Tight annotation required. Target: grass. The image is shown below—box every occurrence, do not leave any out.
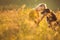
[0,7,60,40]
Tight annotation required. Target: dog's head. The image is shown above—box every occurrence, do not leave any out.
[41,9,50,14]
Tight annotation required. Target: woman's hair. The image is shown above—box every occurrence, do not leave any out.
[35,3,47,9]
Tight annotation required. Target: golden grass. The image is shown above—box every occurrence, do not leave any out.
[0,7,60,40]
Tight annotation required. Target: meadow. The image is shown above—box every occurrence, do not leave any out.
[0,6,60,40]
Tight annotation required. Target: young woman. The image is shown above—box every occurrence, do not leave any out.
[29,3,47,25]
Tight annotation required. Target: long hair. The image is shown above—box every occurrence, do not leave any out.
[35,3,47,9]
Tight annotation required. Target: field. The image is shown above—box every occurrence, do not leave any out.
[0,7,60,40]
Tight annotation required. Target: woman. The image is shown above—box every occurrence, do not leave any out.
[29,3,47,25]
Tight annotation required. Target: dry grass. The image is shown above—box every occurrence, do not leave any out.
[0,7,60,40]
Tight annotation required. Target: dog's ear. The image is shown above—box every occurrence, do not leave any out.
[41,9,50,14]
[45,9,50,13]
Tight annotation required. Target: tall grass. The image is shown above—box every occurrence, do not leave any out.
[0,7,60,40]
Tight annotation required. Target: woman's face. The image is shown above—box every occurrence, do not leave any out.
[37,6,45,11]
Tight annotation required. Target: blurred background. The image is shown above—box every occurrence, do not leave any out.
[0,0,60,10]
